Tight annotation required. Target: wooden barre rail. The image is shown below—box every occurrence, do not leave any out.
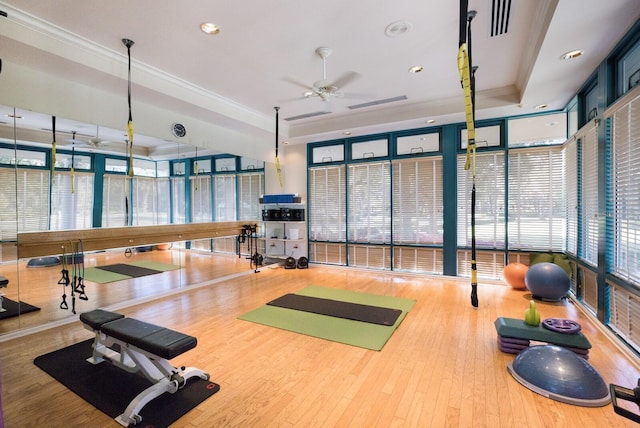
[17,221,259,259]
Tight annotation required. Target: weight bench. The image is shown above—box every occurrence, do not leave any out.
[80,309,210,426]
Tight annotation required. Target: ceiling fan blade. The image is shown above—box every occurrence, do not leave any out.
[331,71,361,90]
[283,76,313,91]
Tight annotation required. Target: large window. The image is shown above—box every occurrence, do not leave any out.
[610,94,640,285]
[0,167,50,240]
[507,146,565,251]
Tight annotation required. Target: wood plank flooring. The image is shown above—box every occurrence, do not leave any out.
[1,253,639,427]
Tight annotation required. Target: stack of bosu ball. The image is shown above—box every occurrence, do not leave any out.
[503,253,572,301]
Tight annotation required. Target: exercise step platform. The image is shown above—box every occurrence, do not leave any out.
[494,317,591,358]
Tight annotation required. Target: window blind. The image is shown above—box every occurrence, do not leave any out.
[0,168,17,240]
[171,176,186,224]
[611,94,640,285]
[51,171,94,230]
[213,174,235,221]
[190,175,212,222]
[392,157,443,244]
[308,166,346,242]
[457,152,505,248]
[564,138,578,255]
[580,122,599,266]
[507,146,565,251]
[348,162,391,244]
[238,172,263,220]
[102,174,129,228]
[131,176,170,225]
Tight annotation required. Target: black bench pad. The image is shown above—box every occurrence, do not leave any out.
[80,309,125,331]
[100,317,197,360]
[0,275,8,287]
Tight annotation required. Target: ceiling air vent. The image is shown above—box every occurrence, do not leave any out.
[491,0,512,37]
[347,95,407,110]
[283,111,331,121]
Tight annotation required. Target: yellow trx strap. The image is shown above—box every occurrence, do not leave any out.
[457,43,476,176]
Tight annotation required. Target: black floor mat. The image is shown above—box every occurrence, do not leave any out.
[0,298,40,320]
[267,293,402,326]
[34,339,220,427]
[94,263,162,278]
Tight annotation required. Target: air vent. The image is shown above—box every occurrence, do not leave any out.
[491,0,512,37]
[347,95,407,110]
[283,111,331,121]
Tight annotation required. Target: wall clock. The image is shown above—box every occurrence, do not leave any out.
[171,123,186,138]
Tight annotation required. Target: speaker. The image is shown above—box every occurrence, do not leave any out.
[296,256,308,269]
[290,208,305,221]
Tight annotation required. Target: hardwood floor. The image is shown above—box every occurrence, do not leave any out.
[1,255,639,427]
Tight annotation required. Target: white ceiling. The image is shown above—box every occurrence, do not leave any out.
[0,0,639,159]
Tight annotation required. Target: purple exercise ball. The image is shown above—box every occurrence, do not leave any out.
[524,262,571,301]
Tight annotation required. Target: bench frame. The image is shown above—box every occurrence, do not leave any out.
[81,310,210,426]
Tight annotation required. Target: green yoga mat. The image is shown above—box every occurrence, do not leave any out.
[83,262,181,284]
[239,286,416,351]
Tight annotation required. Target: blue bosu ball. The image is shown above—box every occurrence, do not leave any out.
[507,345,610,407]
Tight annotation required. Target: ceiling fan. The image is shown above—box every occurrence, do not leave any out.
[67,125,115,148]
[286,47,361,103]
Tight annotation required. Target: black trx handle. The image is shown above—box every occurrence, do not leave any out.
[59,244,69,310]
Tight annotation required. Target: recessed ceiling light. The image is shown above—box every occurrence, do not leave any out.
[535,103,548,110]
[409,65,424,73]
[426,119,436,124]
[283,141,289,145]
[561,49,583,60]
[343,131,352,136]
[385,20,412,37]
[5,114,23,119]
[200,22,220,35]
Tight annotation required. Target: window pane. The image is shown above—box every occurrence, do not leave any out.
[191,175,212,222]
[213,175,236,221]
[102,175,129,227]
[508,113,567,147]
[238,173,263,220]
[564,138,578,255]
[348,162,391,243]
[133,158,157,177]
[580,122,599,266]
[396,133,439,155]
[171,176,186,223]
[508,146,566,251]
[312,144,344,164]
[215,157,236,172]
[351,139,388,160]
[611,96,640,285]
[457,152,505,248]
[308,166,346,241]
[461,125,501,149]
[132,176,170,225]
[51,172,94,230]
[392,157,443,244]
